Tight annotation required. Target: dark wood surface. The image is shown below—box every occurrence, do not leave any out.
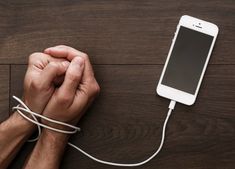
[0,66,9,123]
[0,0,234,169]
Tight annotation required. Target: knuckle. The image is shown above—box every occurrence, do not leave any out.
[56,93,72,105]
[68,72,81,82]
[79,52,89,61]
[94,82,101,94]
[28,77,50,92]
[30,79,43,90]
[83,53,89,60]
[89,80,100,96]
[78,56,85,63]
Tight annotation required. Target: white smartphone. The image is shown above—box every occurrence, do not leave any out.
[157,15,219,105]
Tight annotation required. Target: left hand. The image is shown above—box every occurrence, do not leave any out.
[22,52,70,115]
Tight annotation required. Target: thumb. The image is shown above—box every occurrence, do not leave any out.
[57,57,85,101]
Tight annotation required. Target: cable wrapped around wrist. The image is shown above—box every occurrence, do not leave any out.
[12,96,80,138]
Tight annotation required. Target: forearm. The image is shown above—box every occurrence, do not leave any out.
[23,129,69,169]
[0,112,35,169]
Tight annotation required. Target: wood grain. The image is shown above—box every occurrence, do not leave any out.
[9,64,235,169]
[0,0,234,64]
[0,66,9,122]
[1,0,234,169]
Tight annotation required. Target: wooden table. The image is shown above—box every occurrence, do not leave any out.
[0,0,234,168]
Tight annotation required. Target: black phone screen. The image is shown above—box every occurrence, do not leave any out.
[162,26,214,94]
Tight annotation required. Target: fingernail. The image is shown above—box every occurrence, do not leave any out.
[44,48,50,53]
[73,57,84,68]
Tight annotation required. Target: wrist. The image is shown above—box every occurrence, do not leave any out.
[0,112,36,141]
[41,128,70,145]
[12,96,39,132]
[22,128,70,169]
[11,112,36,134]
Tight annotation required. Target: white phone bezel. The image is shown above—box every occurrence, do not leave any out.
[157,15,219,105]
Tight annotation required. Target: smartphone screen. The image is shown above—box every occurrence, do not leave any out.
[162,26,214,94]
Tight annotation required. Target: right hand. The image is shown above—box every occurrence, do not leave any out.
[42,45,100,127]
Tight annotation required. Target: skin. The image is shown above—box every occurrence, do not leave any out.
[0,45,100,169]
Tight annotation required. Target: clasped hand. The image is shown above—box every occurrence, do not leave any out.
[23,45,100,128]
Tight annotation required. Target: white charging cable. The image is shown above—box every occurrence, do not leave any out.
[12,96,80,135]
[12,95,176,167]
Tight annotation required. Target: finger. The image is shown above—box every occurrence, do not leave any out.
[44,45,85,61]
[44,45,94,80]
[58,56,85,99]
[40,61,70,87]
[71,78,100,116]
[28,52,67,69]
